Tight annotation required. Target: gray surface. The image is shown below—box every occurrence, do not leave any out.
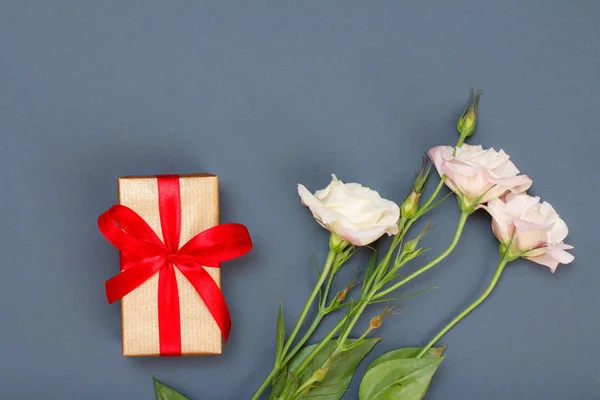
[1,2,598,399]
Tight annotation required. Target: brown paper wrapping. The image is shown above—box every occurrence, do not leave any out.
[117,174,221,356]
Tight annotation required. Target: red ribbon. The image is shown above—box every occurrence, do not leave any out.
[98,175,252,356]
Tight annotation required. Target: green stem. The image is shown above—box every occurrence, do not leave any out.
[335,297,372,349]
[416,256,508,358]
[289,378,316,400]
[250,248,339,400]
[251,368,280,400]
[282,309,325,365]
[334,218,413,353]
[281,248,338,357]
[282,264,349,366]
[291,280,382,379]
[416,177,446,216]
[369,217,407,288]
[321,268,336,308]
[289,313,350,375]
[373,210,469,300]
[251,315,328,400]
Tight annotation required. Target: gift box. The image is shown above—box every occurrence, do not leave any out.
[98,174,252,356]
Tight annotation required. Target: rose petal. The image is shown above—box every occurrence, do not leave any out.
[525,253,560,273]
[341,226,391,246]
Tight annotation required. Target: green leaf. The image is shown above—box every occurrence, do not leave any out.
[359,347,446,400]
[286,338,380,400]
[153,377,188,400]
[365,347,446,373]
[276,301,285,360]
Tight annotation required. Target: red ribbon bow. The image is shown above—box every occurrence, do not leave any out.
[98,175,252,356]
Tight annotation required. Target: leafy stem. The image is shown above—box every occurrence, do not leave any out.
[254,133,470,399]
[317,210,469,374]
[287,182,469,385]
[364,217,407,293]
[288,311,352,378]
[250,245,342,400]
[415,177,447,219]
[280,247,339,359]
[373,210,470,300]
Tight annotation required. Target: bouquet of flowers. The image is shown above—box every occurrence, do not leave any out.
[154,90,574,400]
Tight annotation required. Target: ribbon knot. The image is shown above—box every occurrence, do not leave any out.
[98,175,252,356]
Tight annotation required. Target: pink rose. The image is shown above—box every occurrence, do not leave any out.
[479,193,574,272]
[428,144,532,207]
[298,175,400,246]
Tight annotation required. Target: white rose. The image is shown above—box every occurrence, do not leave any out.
[297,175,400,246]
[479,193,574,272]
[428,144,532,206]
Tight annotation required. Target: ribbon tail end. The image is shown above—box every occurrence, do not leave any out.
[106,293,119,304]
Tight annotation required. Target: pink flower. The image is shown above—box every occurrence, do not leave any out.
[479,193,574,272]
[428,144,532,206]
[298,175,400,246]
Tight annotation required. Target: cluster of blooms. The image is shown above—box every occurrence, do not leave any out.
[153,91,576,400]
[429,144,573,271]
[244,91,576,400]
[300,143,573,272]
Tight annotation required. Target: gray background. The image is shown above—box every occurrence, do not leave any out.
[1,2,598,399]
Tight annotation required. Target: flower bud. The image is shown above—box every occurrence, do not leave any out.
[369,315,383,330]
[334,279,356,304]
[365,305,397,335]
[412,157,432,195]
[456,88,482,138]
[403,221,432,255]
[312,368,328,382]
[336,287,349,302]
[400,190,420,219]
[403,236,420,254]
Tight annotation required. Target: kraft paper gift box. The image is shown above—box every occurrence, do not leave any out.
[117,174,222,356]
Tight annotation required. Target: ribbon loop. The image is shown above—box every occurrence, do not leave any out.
[98,175,252,355]
[98,205,168,259]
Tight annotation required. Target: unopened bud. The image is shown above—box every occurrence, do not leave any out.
[369,315,383,330]
[457,88,482,138]
[334,279,357,304]
[367,305,398,334]
[404,236,419,254]
[312,368,328,382]
[401,190,421,219]
[413,157,432,195]
[404,222,432,255]
[404,247,427,262]
[336,288,349,302]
